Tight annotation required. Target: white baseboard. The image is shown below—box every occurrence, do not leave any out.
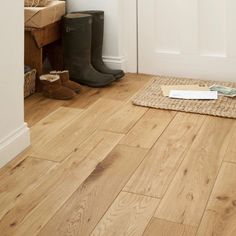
[103,56,127,72]
[0,123,30,168]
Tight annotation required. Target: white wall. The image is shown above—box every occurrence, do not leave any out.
[67,0,137,72]
[0,1,30,167]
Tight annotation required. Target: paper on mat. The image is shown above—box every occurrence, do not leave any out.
[161,85,209,96]
[169,90,218,100]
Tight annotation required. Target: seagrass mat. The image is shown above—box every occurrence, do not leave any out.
[132,76,236,119]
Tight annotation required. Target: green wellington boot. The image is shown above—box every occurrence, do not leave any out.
[76,11,125,80]
[62,13,115,87]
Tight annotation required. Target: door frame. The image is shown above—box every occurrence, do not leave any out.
[120,0,138,73]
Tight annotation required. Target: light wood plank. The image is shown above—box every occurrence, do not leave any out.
[24,95,64,127]
[124,113,205,198]
[102,74,153,102]
[224,120,236,163]
[0,157,57,220]
[30,106,82,144]
[0,107,82,178]
[100,102,148,134]
[1,74,234,236]
[155,116,234,226]
[120,109,175,149]
[143,218,197,236]
[0,131,123,236]
[197,163,236,236]
[37,145,148,236]
[65,74,153,109]
[63,86,103,109]
[91,192,160,236]
[29,107,83,158]
[31,98,123,161]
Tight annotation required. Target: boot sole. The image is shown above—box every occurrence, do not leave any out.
[115,73,125,80]
[43,94,75,100]
[71,78,114,88]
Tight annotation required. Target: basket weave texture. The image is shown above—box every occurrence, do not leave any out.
[24,69,36,98]
[24,0,49,7]
[132,76,236,119]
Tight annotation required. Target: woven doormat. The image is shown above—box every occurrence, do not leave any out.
[132,76,236,119]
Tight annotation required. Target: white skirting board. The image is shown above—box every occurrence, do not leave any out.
[0,123,30,168]
[103,56,127,71]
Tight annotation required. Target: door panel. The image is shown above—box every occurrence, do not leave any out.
[138,0,236,81]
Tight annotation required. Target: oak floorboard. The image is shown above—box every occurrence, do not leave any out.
[62,86,103,109]
[0,157,57,220]
[224,120,236,163]
[63,74,152,109]
[1,74,235,236]
[24,94,65,127]
[124,113,205,198]
[30,107,83,144]
[30,98,123,161]
[155,116,234,226]
[120,109,175,149]
[197,163,236,236]
[143,218,197,236]
[102,74,153,102]
[0,131,123,236]
[91,192,160,236]
[0,107,82,178]
[100,101,148,134]
[37,145,148,236]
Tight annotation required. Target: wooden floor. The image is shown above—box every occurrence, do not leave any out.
[0,73,236,236]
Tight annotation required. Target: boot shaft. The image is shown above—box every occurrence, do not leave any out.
[62,13,92,58]
[74,11,104,60]
[40,74,61,89]
[50,70,69,83]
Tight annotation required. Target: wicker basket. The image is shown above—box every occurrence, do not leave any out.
[24,0,49,7]
[24,69,36,98]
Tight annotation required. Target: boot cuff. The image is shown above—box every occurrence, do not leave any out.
[40,74,60,82]
[64,13,92,22]
[75,10,104,16]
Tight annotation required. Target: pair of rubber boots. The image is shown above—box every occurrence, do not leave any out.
[63,11,125,88]
[40,71,80,100]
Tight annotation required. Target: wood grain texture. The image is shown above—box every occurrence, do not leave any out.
[143,218,197,236]
[65,74,152,109]
[30,107,82,143]
[24,94,64,127]
[100,101,148,134]
[0,107,81,178]
[120,109,175,149]
[31,98,123,161]
[0,157,57,220]
[102,74,153,102]
[224,120,236,163]
[1,74,236,236]
[91,192,160,236]
[155,116,234,226]
[197,163,236,236]
[37,145,148,236]
[124,113,205,198]
[0,131,123,236]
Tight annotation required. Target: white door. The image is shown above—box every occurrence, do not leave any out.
[138,0,236,82]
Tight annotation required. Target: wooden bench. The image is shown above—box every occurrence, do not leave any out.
[25,21,64,89]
